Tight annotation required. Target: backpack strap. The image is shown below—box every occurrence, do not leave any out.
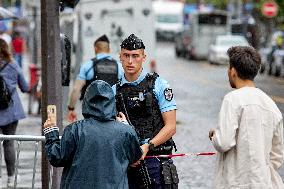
[91,57,100,80]
[92,57,118,81]
[84,58,97,78]
[85,57,110,79]
[146,72,159,91]
[0,62,9,72]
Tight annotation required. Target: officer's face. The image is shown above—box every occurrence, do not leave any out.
[120,48,146,75]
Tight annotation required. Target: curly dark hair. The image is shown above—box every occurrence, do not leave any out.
[227,46,261,81]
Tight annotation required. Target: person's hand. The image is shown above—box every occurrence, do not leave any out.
[43,115,56,129]
[67,110,77,122]
[130,143,150,167]
[140,143,150,160]
[130,160,141,168]
[209,129,215,141]
[116,112,127,123]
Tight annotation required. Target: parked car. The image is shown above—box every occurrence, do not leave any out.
[175,10,230,60]
[208,35,249,64]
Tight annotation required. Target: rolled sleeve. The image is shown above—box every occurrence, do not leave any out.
[154,77,177,113]
[270,119,284,169]
[76,61,93,80]
[212,98,238,153]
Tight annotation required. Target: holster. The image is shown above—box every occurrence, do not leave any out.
[161,159,179,189]
[148,139,176,155]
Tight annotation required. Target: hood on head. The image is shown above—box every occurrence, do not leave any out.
[82,80,116,121]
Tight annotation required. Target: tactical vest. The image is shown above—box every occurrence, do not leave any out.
[80,57,118,100]
[116,73,164,139]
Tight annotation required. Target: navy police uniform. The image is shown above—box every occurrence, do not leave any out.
[113,34,179,189]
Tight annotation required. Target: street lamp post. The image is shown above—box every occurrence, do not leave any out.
[41,0,62,188]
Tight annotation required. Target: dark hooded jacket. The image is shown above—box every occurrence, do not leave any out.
[44,80,142,189]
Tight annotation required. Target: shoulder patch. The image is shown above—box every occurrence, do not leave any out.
[164,88,173,101]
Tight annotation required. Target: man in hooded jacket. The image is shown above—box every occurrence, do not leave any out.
[43,80,142,189]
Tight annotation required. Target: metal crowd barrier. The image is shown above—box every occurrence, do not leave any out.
[0,135,52,189]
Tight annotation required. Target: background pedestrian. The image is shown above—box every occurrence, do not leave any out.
[0,38,29,187]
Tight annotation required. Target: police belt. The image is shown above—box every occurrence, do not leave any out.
[142,139,174,156]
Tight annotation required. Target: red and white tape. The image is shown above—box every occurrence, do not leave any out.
[145,152,216,159]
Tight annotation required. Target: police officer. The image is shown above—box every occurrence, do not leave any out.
[67,34,123,122]
[114,34,179,189]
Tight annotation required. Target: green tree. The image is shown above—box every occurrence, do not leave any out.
[253,0,284,30]
[185,0,283,20]
[185,0,227,9]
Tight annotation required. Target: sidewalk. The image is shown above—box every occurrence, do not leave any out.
[2,53,80,188]
[0,54,43,188]
[0,116,43,189]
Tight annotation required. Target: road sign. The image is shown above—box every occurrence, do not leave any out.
[262,1,278,18]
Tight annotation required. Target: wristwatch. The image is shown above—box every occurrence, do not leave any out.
[148,141,155,151]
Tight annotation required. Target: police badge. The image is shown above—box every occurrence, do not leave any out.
[164,88,173,101]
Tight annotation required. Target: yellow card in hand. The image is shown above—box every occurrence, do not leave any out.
[47,105,57,126]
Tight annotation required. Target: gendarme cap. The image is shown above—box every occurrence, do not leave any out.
[120,34,145,50]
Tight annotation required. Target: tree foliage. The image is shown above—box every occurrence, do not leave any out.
[185,0,283,29]
[253,0,284,29]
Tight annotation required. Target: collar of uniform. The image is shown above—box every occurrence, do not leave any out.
[96,53,112,60]
[120,69,147,86]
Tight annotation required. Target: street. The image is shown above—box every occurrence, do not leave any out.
[8,42,284,188]
[0,0,282,187]
[155,42,284,188]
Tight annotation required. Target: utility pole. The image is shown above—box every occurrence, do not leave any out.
[41,0,62,188]
[33,6,38,65]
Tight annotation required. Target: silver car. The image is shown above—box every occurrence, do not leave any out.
[208,35,249,65]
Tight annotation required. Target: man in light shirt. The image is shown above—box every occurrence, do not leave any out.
[209,46,284,189]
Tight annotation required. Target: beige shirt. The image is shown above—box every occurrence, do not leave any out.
[212,87,284,189]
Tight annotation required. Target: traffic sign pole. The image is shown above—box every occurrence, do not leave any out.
[262,1,279,18]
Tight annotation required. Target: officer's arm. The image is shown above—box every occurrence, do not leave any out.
[140,78,177,159]
[149,78,177,146]
[67,80,86,122]
[68,79,86,109]
[140,110,176,159]
[68,63,89,110]
[150,110,176,146]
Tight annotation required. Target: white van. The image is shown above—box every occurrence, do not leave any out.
[189,10,231,59]
[73,0,156,64]
[152,0,184,40]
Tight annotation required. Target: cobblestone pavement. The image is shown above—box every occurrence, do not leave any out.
[156,42,284,188]
[1,43,283,188]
